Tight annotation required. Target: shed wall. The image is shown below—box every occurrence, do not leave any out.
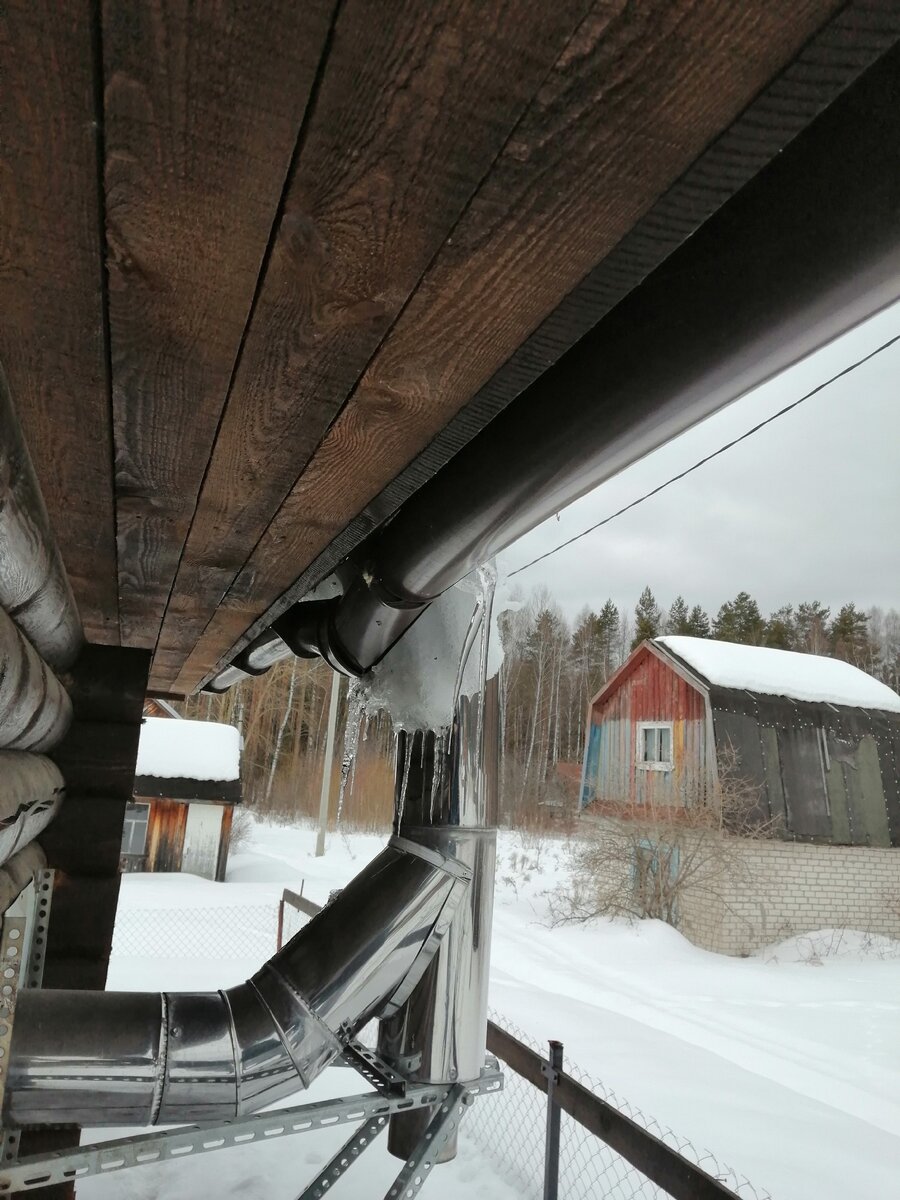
[584,650,707,809]
[145,798,188,873]
[709,688,899,846]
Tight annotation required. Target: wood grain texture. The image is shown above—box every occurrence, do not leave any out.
[152,0,595,684]
[171,0,842,693]
[105,0,337,648]
[182,0,900,688]
[0,2,117,644]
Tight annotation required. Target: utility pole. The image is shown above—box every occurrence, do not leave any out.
[315,671,342,856]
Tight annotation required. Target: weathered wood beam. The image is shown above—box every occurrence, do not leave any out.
[0,1,119,645]
[151,0,598,682]
[0,607,72,752]
[0,365,83,670]
[103,0,338,649]
[0,753,64,869]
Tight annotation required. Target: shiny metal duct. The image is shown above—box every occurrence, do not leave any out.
[378,592,500,1161]
[5,838,470,1127]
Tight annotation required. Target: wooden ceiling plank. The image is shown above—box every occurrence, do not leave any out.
[105,0,337,649]
[151,0,598,685]
[168,0,843,695]
[0,2,119,643]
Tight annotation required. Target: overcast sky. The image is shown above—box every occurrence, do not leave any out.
[497,301,900,625]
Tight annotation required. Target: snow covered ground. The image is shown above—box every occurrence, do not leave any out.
[84,819,900,1199]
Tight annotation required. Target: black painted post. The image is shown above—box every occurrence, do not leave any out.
[542,1040,564,1200]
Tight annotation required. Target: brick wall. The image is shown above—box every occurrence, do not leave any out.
[679,840,900,955]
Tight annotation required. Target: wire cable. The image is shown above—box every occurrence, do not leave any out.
[507,332,900,580]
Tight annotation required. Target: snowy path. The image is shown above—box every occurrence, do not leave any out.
[85,821,900,1199]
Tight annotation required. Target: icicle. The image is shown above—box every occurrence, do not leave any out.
[474,563,497,796]
[451,594,484,718]
[429,726,448,822]
[336,681,365,827]
[397,733,414,828]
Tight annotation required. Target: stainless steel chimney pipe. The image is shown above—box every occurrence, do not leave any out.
[6,839,470,1127]
[378,629,500,1162]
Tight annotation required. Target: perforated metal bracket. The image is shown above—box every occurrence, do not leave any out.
[384,1083,470,1200]
[0,902,26,1119]
[297,1114,389,1200]
[340,1040,407,1097]
[0,869,54,1168]
[24,872,54,992]
[0,1064,503,1195]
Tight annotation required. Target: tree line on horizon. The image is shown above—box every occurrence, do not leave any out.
[181,582,900,829]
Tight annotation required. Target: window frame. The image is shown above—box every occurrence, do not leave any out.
[635,721,675,772]
[121,801,150,856]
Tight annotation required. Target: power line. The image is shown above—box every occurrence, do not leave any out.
[507,332,900,580]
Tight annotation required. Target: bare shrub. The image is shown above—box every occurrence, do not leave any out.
[228,805,255,854]
[548,743,779,928]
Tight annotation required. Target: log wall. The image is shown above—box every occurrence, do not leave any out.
[0,365,82,669]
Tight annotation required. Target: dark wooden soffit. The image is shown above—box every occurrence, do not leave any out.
[104,0,337,650]
[0,2,119,644]
[7,3,894,694]
[174,0,890,696]
[150,0,599,683]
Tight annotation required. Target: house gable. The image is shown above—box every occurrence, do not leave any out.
[583,642,709,810]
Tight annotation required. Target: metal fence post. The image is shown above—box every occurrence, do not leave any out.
[542,1040,563,1200]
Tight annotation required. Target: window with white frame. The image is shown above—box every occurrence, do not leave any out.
[636,722,673,771]
[121,802,150,856]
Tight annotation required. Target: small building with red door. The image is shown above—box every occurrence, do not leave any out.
[121,713,242,881]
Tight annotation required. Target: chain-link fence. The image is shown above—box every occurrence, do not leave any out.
[110,900,770,1200]
[478,1010,771,1200]
[279,898,309,947]
[111,904,279,959]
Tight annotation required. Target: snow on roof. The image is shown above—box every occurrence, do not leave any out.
[136,717,241,782]
[656,636,900,713]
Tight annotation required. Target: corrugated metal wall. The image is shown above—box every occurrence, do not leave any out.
[709,687,900,847]
[583,648,707,809]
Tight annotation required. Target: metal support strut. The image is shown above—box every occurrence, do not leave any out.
[0,1060,502,1195]
[0,869,54,1172]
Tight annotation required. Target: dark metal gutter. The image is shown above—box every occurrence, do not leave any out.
[206,43,900,691]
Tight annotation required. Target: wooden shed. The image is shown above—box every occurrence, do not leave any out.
[122,717,242,881]
[581,637,900,846]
